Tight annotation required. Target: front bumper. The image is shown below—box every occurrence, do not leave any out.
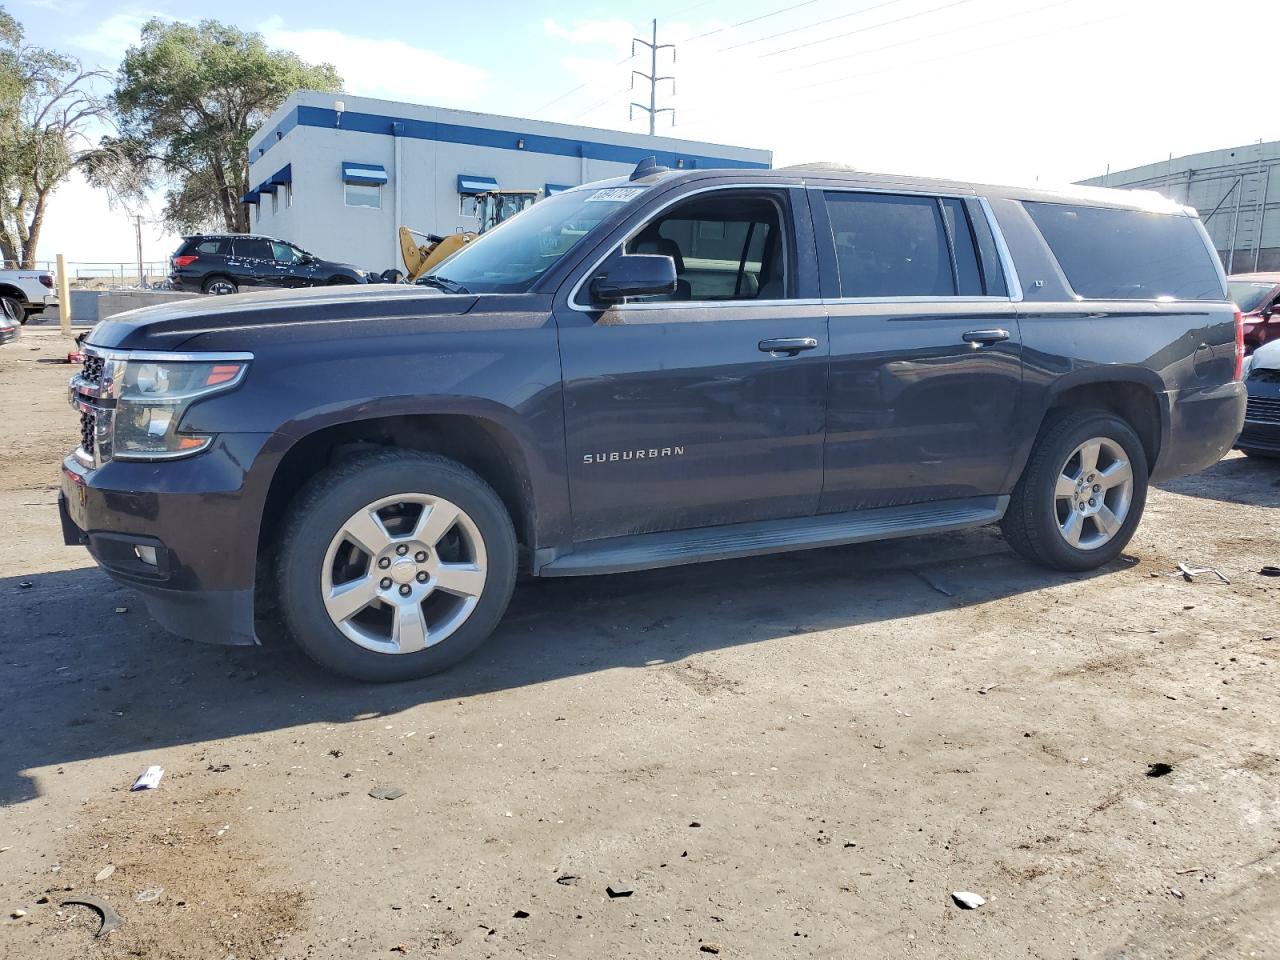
[1237,376,1280,455]
[59,432,281,646]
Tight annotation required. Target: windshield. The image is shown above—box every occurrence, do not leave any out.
[1229,280,1277,314]
[429,185,649,293]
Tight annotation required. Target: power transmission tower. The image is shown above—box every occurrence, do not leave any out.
[630,19,675,135]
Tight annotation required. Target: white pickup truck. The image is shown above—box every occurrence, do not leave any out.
[0,268,56,324]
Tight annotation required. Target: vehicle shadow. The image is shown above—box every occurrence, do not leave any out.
[1155,452,1280,508]
[0,526,1117,806]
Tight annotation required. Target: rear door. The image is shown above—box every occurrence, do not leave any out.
[555,184,830,542]
[814,187,1023,511]
[228,237,275,287]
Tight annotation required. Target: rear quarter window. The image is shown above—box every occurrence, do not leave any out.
[1025,202,1225,301]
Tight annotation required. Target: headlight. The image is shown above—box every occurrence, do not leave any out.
[114,357,249,459]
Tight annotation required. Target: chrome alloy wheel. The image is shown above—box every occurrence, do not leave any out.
[1053,437,1134,550]
[321,493,488,654]
[206,280,236,295]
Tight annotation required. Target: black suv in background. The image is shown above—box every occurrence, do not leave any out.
[169,234,368,295]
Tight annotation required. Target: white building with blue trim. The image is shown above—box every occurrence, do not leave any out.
[245,90,772,273]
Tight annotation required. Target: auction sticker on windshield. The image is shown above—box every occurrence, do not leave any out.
[585,187,647,203]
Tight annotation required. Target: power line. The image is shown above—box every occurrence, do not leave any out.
[774,0,1072,76]
[532,50,636,116]
[764,0,979,57]
[686,0,823,43]
[720,0,912,52]
[567,85,633,123]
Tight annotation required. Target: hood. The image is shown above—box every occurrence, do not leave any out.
[88,284,474,352]
[1248,337,1280,373]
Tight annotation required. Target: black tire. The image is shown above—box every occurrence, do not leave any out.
[202,275,238,295]
[275,449,517,682]
[1,295,27,325]
[1001,409,1149,571]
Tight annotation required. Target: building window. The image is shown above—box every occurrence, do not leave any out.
[270,190,278,214]
[285,184,292,207]
[345,182,381,209]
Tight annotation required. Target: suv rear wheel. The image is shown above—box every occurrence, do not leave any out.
[276,450,517,682]
[1001,409,1148,571]
[203,276,238,295]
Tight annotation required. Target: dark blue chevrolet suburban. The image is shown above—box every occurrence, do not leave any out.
[61,162,1247,681]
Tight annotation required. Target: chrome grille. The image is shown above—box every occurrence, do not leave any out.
[1245,396,1280,424]
[79,409,95,452]
[82,354,104,384]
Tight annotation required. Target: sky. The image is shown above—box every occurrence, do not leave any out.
[11,0,1280,265]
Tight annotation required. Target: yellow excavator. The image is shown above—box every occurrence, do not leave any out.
[399,189,540,281]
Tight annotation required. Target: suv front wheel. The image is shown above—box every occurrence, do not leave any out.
[1001,409,1149,571]
[276,450,517,681]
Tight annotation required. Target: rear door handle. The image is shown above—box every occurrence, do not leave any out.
[759,337,819,355]
[962,328,1010,345]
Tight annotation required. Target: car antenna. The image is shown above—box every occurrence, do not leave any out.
[630,156,669,182]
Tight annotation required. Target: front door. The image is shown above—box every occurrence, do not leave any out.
[812,188,1024,511]
[557,186,830,543]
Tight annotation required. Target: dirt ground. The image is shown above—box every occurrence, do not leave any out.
[1,325,1277,960]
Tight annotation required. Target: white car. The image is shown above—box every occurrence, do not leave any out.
[0,268,57,324]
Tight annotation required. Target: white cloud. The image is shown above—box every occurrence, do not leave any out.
[260,18,487,106]
[543,17,635,59]
[69,10,168,63]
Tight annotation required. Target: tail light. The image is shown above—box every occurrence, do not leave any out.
[38,274,53,288]
[173,255,198,268]
[1233,308,1244,381]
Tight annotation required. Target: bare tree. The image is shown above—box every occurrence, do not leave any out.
[0,6,110,267]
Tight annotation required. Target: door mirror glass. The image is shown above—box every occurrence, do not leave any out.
[590,253,677,303]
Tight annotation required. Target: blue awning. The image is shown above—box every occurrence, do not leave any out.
[270,164,292,186]
[342,162,388,185]
[457,174,498,194]
[257,181,277,194]
[240,191,260,204]
[545,183,571,196]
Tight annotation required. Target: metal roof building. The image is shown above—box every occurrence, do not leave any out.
[245,91,771,273]
[1078,139,1280,273]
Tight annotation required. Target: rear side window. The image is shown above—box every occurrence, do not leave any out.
[194,239,227,256]
[232,238,273,260]
[824,192,987,298]
[1025,202,1225,301]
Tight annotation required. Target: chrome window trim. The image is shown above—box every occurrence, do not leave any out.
[823,295,1013,306]
[977,197,1024,302]
[567,182,808,313]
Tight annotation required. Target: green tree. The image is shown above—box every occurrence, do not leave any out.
[0,6,109,267]
[85,19,341,234]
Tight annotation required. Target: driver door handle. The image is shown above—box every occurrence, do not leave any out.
[759,337,819,355]
[962,328,1010,345]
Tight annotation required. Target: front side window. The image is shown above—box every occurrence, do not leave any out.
[271,241,301,263]
[345,182,381,209]
[1025,202,1225,301]
[428,185,648,294]
[623,192,791,301]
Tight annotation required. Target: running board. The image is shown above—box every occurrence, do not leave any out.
[537,496,1009,577]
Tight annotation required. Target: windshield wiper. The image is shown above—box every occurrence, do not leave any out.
[418,274,471,295]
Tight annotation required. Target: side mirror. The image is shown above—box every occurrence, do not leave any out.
[301,254,317,264]
[589,253,677,303]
